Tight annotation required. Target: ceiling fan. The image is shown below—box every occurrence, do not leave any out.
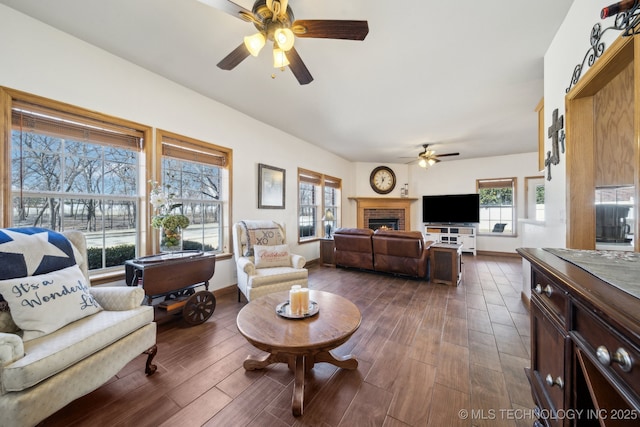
[198,0,369,85]
[415,144,460,167]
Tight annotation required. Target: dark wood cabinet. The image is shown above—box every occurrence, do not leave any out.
[518,248,640,427]
[319,238,335,267]
[430,243,462,286]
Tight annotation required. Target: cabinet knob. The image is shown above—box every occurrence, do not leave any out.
[533,284,553,297]
[596,345,633,372]
[545,373,564,389]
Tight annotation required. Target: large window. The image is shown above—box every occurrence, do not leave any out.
[7,93,148,270]
[298,168,341,241]
[1,88,233,276]
[477,177,517,235]
[158,131,230,254]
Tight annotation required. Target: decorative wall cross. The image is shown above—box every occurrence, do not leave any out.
[544,108,565,181]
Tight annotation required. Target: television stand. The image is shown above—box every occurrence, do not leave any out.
[424,223,476,256]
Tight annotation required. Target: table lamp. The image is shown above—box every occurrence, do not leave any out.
[322,209,335,238]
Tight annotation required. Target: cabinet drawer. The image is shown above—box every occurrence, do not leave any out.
[530,300,568,425]
[532,270,568,326]
[573,301,640,404]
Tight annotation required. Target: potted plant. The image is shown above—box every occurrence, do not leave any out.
[149,181,189,252]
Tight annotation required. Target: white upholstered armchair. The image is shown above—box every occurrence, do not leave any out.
[0,228,157,427]
[232,220,308,302]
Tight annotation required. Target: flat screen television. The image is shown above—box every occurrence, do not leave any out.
[422,193,480,224]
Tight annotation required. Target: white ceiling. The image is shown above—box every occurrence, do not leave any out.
[0,0,574,164]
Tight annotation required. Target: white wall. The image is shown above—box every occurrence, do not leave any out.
[519,0,625,297]
[0,5,354,291]
[348,154,543,254]
[539,0,622,247]
[1,4,580,293]
[411,152,541,254]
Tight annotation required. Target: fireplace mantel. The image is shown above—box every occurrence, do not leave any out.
[348,197,418,230]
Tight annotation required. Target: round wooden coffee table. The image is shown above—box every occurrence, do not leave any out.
[236,290,361,416]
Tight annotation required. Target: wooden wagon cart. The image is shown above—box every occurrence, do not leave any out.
[125,251,216,325]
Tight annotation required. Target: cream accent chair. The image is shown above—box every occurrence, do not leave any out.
[232,220,308,302]
[0,229,157,427]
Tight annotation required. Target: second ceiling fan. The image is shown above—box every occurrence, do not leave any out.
[416,144,460,167]
[199,0,369,85]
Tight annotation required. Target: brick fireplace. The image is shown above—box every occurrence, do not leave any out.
[348,197,418,231]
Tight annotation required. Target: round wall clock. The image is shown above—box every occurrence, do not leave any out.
[370,166,396,194]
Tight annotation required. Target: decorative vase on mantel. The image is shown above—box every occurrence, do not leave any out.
[160,226,183,253]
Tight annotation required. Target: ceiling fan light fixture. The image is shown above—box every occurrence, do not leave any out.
[273,47,290,68]
[244,32,266,56]
[427,158,437,166]
[418,158,427,168]
[274,27,295,51]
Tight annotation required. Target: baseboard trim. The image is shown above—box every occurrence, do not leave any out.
[475,250,521,258]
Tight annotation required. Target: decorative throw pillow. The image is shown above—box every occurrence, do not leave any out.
[254,244,291,268]
[0,227,77,280]
[0,264,102,341]
[239,221,285,256]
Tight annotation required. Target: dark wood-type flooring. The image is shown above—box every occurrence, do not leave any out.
[41,254,534,427]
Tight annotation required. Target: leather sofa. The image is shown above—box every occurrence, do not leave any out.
[333,228,433,279]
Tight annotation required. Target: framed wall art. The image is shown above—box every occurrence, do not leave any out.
[258,163,286,209]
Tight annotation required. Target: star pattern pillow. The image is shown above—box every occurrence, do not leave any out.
[0,227,77,280]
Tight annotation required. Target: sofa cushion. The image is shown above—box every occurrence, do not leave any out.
[372,230,425,258]
[0,265,102,342]
[248,266,308,288]
[254,244,291,268]
[2,305,153,392]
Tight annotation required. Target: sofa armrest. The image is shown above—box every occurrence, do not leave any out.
[0,332,24,368]
[291,254,306,269]
[89,286,145,311]
[236,256,256,276]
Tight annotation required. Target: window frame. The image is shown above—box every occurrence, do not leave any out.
[0,88,235,283]
[476,177,517,236]
[525,176,545,221]
[1,87,153,278]
[297,168,341,242]
[155,129,232,257]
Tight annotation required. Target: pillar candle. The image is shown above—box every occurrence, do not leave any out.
[289,285,301,315]
[299,288,309,314]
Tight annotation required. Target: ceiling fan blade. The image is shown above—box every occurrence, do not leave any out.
[436,152,460,157]
[217,43,251,70]
[285,47,313,85]
[292,20,369,40]
[197,0,256,23]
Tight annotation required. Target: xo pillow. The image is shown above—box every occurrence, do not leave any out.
[254,244,291,268]
[0,264,102,341]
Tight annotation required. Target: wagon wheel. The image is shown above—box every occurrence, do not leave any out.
[183,290,216,325]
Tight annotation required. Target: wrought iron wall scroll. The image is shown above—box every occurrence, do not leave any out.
[566,3,640,93]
